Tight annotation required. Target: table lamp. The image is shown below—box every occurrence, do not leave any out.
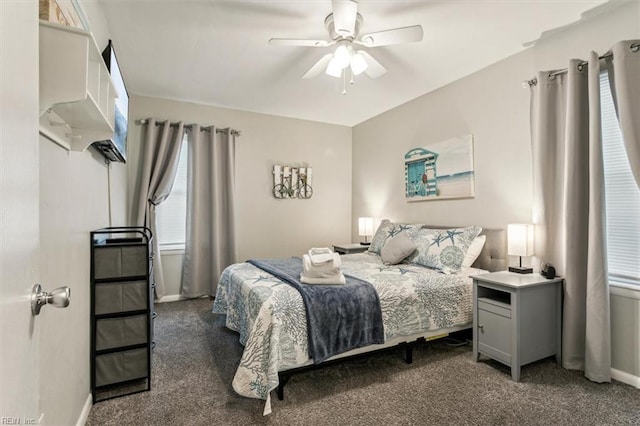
[358,217,374,245]
[507,223,534,274]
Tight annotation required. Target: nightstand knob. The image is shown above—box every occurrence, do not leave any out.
[478,324,484,332]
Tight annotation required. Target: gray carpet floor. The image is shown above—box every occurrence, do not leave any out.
[86,298,640,426]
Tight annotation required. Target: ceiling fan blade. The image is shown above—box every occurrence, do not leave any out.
[302,54,334,79]
[269,38,333,47]
[332,0,358,37]
[357,51,387,79]
[358,25,423,47]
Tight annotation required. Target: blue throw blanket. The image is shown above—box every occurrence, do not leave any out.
[247,257,384,364]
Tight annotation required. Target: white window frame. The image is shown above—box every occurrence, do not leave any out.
[600,71,640,289]
[155,133,188,252]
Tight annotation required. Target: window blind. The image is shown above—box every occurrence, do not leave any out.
[600,72,640,286]
[156,134,188,247]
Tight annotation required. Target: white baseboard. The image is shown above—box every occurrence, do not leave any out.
[157,294,188,303]
[611,368,640,389]
[76,393,92,426]
[157,294,212,303]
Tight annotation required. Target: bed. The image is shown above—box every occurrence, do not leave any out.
[213,224,507,414]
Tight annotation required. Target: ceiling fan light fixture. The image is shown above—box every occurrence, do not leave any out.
[350,52,368,75]
[326,57,343,78]
[333,43,351,69]
[271,0,421,85]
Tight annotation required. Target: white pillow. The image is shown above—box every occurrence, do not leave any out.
[461,235,486,269]
[380,231,417,265]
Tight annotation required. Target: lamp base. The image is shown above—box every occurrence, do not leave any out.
[359,242,371,246]
[509,266,533,274]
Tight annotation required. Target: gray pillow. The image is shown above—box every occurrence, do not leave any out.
[380,231,417,265]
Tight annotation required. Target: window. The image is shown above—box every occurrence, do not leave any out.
[600,71,640,287]
[156,134,188,248]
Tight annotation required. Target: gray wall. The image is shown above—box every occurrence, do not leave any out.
[352,2,639,232]
[127,95,352,297]
[351,2,640,381]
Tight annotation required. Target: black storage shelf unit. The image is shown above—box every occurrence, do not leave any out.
[90,226,154,402]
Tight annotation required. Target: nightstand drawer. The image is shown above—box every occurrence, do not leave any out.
[477,308,512,365]
[478,298,511,318]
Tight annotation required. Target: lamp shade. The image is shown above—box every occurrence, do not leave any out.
[507,224,534,257]
[358,217,374,237]
[350,52,368,75]
[333,43,351,69]
[325,57,343,77]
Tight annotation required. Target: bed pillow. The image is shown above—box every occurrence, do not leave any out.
[405,226,482,273]
[380,231,417,265]
[368,220,423,255]
[461,235,486,269]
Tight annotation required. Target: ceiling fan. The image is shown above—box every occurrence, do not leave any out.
[269,0,423,82]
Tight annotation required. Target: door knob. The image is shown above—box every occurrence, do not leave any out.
[31,284,71,316]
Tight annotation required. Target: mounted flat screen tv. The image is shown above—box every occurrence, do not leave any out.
[93,39,128,163]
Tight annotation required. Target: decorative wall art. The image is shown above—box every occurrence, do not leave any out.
[273,165,313,199]
[405,134,475,201]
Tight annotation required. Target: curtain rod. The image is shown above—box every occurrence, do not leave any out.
[135,119,241,136]
[522,41,640,87]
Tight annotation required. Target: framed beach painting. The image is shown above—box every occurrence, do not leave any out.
[405,134,475,201]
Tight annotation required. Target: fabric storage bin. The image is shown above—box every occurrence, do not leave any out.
[94,247,122,279]
[96,315,148,351]
[95,348,148,387]
[94,245,147,279]
[121,246,147,277]
[95,281,147,315]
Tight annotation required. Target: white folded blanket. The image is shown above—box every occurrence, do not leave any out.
[309,247,332,255]
[302,254,341,278]
[300,272,346,285]
[308,247,339,266]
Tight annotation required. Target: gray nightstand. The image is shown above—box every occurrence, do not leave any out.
[332,243,370,255]
[472,271,563,381]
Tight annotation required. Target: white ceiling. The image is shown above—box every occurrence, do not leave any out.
[99,0,609,127]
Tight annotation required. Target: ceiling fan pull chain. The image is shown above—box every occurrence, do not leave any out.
[342,70,347,95]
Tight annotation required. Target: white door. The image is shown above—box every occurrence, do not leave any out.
[0,2,41,423]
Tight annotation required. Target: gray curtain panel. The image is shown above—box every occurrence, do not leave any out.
[134,119,184,299]
[530,52,610,382]
[605,40,640,187]
[181,126,237,297]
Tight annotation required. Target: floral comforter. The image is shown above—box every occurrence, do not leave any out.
[212,252,477,414]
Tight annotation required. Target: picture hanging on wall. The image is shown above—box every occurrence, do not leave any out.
[405,134,475,202]
[273,165,313,199]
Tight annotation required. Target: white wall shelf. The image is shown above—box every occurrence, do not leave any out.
[39,20,116,151]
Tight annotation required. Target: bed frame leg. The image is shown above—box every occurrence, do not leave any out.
[277,383,284,401]
[277,372,290,401]
[404,342,414,364]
